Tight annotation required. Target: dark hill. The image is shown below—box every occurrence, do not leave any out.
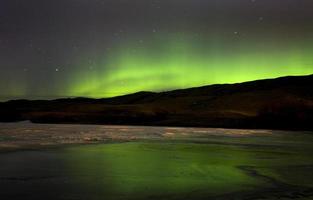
[1,75,313,130]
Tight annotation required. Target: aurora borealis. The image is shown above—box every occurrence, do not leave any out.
[1,0,313,100]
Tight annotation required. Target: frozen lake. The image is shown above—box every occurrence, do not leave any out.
[0,122,312,199]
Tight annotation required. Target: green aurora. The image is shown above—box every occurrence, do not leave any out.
[1,0,313,100]
[67,35,313,98]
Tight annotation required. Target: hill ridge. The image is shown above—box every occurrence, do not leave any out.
[1,74,313,130]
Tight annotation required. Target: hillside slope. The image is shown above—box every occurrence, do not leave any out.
[1,75,313,130]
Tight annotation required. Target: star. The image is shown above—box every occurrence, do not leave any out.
[55,68,59,72]
[72,45,79,51]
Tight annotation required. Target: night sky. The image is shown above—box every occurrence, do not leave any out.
[1,0,313,100]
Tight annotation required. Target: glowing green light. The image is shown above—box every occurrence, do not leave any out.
[67,35,313,98]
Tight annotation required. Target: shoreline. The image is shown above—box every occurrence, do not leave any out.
[0,121,311,154]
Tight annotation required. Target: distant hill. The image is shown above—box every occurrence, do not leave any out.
[1,74,313,130]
